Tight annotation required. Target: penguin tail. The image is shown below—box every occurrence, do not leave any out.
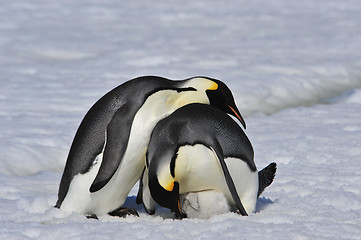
[257,162,277,198]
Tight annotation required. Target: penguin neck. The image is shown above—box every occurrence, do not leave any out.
[118,88,211,176]
[142,88,210,122]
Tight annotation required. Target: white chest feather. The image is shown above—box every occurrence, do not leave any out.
[174,145,259,215]
[61,88,210,215]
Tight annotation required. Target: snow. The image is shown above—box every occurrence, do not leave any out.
[1,0,361,239]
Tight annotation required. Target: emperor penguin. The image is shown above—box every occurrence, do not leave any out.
[137,103,276,218]
[55,76,246,218]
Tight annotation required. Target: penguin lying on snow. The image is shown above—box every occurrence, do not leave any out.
[55,76,246,218]
[137,103,276,218]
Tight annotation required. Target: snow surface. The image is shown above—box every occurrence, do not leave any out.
[1,0,361,239]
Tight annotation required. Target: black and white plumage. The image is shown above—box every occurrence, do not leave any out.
[55,76,246,217]
[137,103,276,218]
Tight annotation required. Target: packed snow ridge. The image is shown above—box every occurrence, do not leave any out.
[236,66,361,116]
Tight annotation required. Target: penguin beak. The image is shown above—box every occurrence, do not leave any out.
[170,182,186,218]
[228,105,246,129]
[174,200,186,219]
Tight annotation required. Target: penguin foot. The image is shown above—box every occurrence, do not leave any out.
[108,207,139,218]
[86,214,99,220]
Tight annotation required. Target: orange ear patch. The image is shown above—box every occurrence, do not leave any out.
[165,181,174,191]
[208,82,218,90]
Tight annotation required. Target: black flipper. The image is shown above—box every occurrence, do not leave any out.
[136,167,146,205]
[210,138,248,216]
[90,102,134,193]
[257,162,277,198]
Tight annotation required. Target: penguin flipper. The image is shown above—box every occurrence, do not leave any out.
[209,139,248,216]
[136,167,146,205]
[136,167,155,214]
[90,103,134,193]
[257,162,277,197]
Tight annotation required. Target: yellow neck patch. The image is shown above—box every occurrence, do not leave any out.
[164,181,175,191]
[158,163,176,192]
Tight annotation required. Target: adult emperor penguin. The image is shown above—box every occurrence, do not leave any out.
[55,76,246,218]
[137,103,276,217]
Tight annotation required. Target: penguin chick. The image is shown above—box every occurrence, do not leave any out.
[180,191,230,219]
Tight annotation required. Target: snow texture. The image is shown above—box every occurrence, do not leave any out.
[1,0,361,239]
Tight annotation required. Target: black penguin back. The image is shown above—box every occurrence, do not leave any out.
[149,103,256,172]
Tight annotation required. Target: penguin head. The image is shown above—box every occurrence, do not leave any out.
[184,77,246,129]
[148,156,186,218]
[150,179,185,218]
[205,79,246,129]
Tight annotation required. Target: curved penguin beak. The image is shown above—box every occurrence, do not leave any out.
[228,105,246,129]
[174,200,186,219]
[172,200,187,219]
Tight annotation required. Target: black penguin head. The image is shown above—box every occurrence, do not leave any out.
[148,168,185,218]
[205,79,246,129]
[180,77,245,128]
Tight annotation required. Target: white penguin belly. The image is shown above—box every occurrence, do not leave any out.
[60,152,103,214]
[175,145,258,214]
[226,157,258,214]
[60,119,150,215]
[175,145,225,193]
[60,89,210,215]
